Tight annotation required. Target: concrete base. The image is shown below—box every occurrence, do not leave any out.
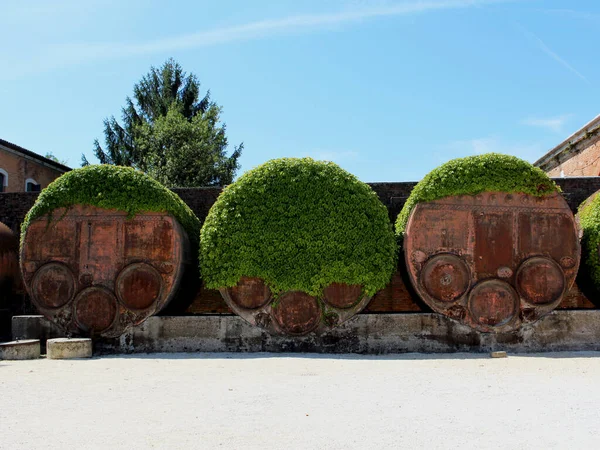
[0,339,40,360]
[12,315,65,352]
[12,311,600,354]
[47,338,92,359]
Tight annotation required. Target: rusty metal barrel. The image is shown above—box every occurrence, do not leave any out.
[220,278,371,335]
[404,191,580,332]
[20,205,190,337]
[0,221,19,286]
[1,221,19,336]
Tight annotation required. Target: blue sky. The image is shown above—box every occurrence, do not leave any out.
[1,0,599,182]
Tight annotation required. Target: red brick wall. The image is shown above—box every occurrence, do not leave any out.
[0,148,65,193]
[548,137,600,177]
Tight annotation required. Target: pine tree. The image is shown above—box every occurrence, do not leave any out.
[82,58,242,187]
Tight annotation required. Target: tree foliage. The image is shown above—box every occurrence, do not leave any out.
[82,58,242,187]
[45,152,68,166]
[578,193,600,290]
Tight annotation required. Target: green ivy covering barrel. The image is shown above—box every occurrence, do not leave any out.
[200,158,397,335]
[395,153,559,237]
[22,165,200,246]
[578,194,600,291]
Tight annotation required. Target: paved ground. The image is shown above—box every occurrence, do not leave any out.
[1,352,600,449]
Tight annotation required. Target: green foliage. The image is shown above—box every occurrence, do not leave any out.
[135,105,239,187]
[578,194,600,289]
[22,165,200,247]
[82,58,242,187]
[199,158,397,297]
[395,153,559,236]
[44,152,68,166]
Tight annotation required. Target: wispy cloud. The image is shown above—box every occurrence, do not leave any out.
[5,0,511,77]
[521,114,572,133]
[444,136,544,162]
[519,25,590,84]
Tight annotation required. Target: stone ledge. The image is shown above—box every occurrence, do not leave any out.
[47,338,92,359]
[0,339,40,360]
[13,311,600,354]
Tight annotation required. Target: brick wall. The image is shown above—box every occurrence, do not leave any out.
[547,137,600,177]
[0,148,66,193]
[0,193,38,234]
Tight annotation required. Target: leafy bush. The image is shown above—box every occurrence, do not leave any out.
[395,153,559,236]
[22,165,200,246]
[578,193,600,288]
[199,158,397,297]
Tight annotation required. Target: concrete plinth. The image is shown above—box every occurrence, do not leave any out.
[47,338,92,359]
[12,315,65,352]
[12,311,600,355]
[0,339,40,360]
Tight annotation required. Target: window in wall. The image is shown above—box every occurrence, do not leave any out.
[25,178,41,192]
[0,168,7,193]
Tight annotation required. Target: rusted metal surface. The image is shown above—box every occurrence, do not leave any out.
[0,221,19,284]
[404,192,581,332]
[272,291,321,335]
[323,283,362,309]
[220,278,372,336]
[185,271,595,315]
[0,221,20,319]
[228,276,271,310]
[20,205,190,338]
[74,287,118,333]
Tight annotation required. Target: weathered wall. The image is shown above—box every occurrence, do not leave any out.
[547,138,600,177]
[13,311,600,354]
[0,148,65,193]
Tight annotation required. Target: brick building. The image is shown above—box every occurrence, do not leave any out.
[534,114,600,177]
[0,138,70,192]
